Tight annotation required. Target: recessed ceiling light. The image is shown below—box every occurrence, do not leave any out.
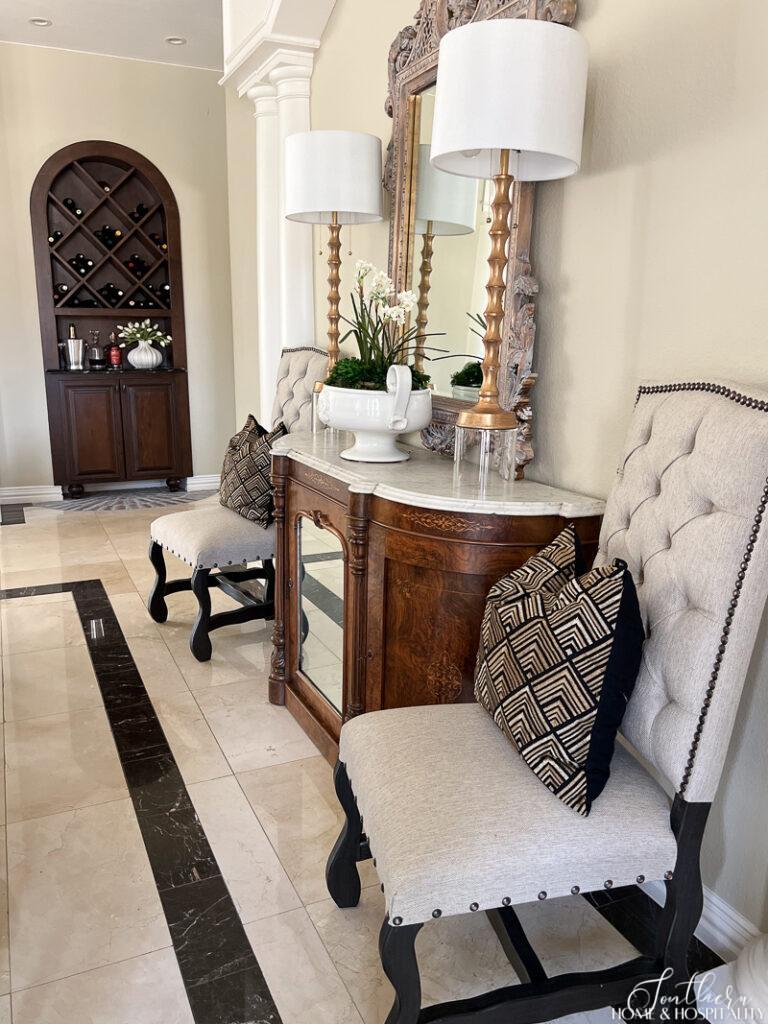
[29,17,52,27]
[164,36,187,46]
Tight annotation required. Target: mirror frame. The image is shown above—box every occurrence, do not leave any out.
[384,0,578,477]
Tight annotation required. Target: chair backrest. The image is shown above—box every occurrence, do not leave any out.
[595,381,768,803]
[271,346,329,432]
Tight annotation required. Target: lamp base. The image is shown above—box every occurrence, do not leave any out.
[453,424,517,495]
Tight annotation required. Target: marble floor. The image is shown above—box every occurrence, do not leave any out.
[0,497,705,1023]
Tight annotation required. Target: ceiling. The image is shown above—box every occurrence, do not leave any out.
[0,0,223,71]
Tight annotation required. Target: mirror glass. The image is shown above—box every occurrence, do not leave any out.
[409,87,490,398]
[298,516,344,713]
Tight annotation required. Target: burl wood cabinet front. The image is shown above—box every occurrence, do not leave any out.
[269,453,601,761]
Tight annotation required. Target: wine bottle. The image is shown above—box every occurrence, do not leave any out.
[63,197,83,217]
[48,229,63,246]
[97,180,111,193]
[129,202,149,223]
[53,283,69,300]
[148,232,168,252]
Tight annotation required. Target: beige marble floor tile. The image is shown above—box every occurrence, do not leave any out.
[18,507,98,527]
[0,536,120,573]
[8,799,170,990]
[238,756,377,905]
[125,637,189,700]
[0,600,85,656]
[0,561,137,597]
[5,707,126,822]
[515,895,638,973]
[121,553,189,597]
[153,690,231,784]
[196,680,318,773]
[0,591,73,607]
[11,948,194,1024]
[188,776,301,923]
[165,630,271,692]
[107,529,162,561]
[246,908,364,1024]
[0,731,5,823]
[0,829,9,996]
[0,995,8,1024]
[110,591,162,639]
[307,886,515,1023]
[2,646,102,721]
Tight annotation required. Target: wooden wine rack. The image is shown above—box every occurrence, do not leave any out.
[31,141,192,496]
[31,140,187,371]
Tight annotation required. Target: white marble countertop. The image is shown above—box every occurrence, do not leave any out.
[272,432,605,518]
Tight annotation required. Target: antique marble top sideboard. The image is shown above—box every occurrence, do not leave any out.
[269,432,605,761]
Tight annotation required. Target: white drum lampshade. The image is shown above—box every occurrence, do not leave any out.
[430,19,588,182]
[414,145,477,236]
[284,130,383,224]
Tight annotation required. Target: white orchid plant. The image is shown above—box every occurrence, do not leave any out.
[325,261,444,391]
[116,319,172,349]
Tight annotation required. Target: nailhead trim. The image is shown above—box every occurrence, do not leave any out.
[604,880,613,889]
[432,909,442,918]
[636,875,645,884]
[538,891,547,901]
[665,870,674,881]
[636,383,768,796]
[570,885,580,895]
[502,897,511,906]
[392,916,403,926]
[469,902,479,912]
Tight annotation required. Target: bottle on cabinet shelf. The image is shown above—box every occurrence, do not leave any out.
[106,331,122,367]
[97,180,111,193]
[68,252,95,276]
[53,282,69,302]
[148,232,168,252]
[62,197,83,218]
[66,323,84,370]
[94,225,123,249]
[98,282,124,306]
[48,229,63,246]
[129,202,149,223]
[124,254,150,278]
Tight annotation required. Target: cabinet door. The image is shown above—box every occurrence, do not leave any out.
[119,378,180,478]
[60,380,125,481]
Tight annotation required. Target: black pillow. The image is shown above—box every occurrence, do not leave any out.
[474,524,644,815]
[219,415,287,527]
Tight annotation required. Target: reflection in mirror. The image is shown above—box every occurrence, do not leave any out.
[411,87,490,399]
[298,516,344,713]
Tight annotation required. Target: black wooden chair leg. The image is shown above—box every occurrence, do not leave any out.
[379,917,423,1024]
[190,567,213,662]
[326,762,363,908]
[147,541,169,623]
[263,558,276,606]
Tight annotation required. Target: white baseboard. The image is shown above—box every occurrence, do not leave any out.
[643,881,760,963]
[186,474,220,492]
[0,485,62,504]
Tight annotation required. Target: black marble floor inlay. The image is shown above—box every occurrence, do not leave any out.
[0,503,26,525]
[0,579,282,1024]
[302,570,344,627]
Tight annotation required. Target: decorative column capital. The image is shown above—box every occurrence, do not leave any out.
[247,84,277,118]
[269,63,313,101]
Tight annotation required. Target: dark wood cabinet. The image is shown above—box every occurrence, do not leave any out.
[45,370,192,495]
[31,141,192,495]
[269,443,604,764]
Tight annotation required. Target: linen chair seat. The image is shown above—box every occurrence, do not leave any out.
[340,703,677,928]
[150,505,275,570]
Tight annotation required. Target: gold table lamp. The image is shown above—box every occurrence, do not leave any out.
[284,131,384,380]
[430,18,589,480]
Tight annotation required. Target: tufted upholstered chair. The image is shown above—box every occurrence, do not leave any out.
[146,347,328,661]
[326,380,768,1024]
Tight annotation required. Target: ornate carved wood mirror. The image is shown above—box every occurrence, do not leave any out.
[384,0,577,477]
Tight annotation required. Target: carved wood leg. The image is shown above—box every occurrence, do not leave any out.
[166,477,182,492]
[67,483,84,499]
[147,541,169,623]
[269,456,288,704]
[326,761,364,908]
[379,917,423,1024]
[190,567,213,662]
[345,491,370,722]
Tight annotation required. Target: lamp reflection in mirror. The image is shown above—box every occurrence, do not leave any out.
[430,18,588,485]
[412,144,477,373]
[284,130,383,379]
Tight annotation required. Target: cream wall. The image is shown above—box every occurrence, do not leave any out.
[224,87,260,426]
[0,42,235,487]
[312,0,768,933]
[528,0,768,932]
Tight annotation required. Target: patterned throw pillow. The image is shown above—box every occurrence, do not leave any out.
[219,416,287,527]
[474,524,644,816]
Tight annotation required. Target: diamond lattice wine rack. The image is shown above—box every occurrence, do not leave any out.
[31,140,187,370]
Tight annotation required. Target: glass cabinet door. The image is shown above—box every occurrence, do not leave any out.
[297,516,344,713]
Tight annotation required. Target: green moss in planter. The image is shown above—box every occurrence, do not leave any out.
[450,361,483,387]
[326,357,431,392]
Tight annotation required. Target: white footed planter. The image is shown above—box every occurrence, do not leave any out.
[127,340,163,370]
[318,365,432,462]
[452,384,481,402]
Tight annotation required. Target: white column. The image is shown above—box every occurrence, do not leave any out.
[733,933,768,1016]
[270,64,316,351]
[248,84,282,422]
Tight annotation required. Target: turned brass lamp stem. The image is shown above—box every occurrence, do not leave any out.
[326,210,342,374]
[414,219,434,374]
[456,149,518,431]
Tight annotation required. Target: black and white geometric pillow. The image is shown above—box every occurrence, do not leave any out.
[219,416,287,527]
[474,524,644,815]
